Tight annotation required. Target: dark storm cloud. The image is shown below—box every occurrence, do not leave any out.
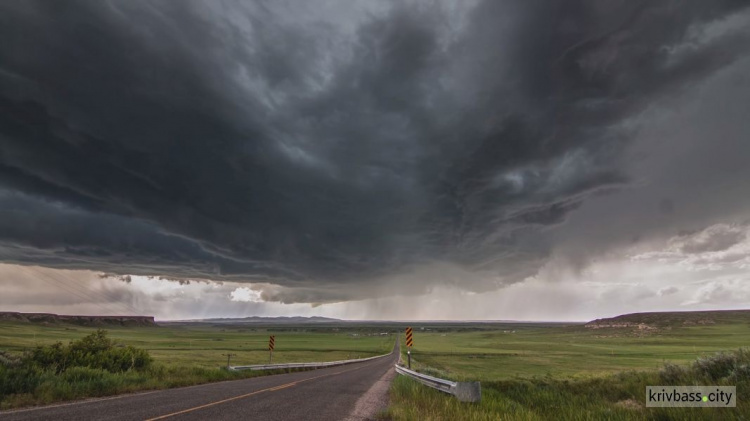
[0,0,749,302]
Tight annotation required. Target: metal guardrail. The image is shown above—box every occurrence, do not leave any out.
[395,364,481,402]
[229,352,389,371]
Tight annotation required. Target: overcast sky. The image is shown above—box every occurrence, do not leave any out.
[1,1,749,321]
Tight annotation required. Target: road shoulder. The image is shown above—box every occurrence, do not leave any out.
[345,362,396,420]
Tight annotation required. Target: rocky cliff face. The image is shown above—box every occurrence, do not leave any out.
[584,310,750,330]
[585,322,656,330]
[0,312,157,327]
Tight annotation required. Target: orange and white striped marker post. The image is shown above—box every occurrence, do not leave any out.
[405,327,414,368]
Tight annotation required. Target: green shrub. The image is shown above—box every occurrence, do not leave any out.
[0,365,44,396]
[0,330,155,407]
[0,351,22,368]
[60,366,108,383]
[658,362,688,384]
[23,329,152,373]
[693,351,738,381]
[729,364,750,382]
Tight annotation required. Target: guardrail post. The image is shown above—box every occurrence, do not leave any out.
[452,381,481,403]
[222,353,236,369]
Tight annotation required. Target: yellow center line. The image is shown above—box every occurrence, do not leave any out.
[145,359,387,421]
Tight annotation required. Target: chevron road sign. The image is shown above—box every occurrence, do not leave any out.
[405,327,414,369]
[269,335,276,363]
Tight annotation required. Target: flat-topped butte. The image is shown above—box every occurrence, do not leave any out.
[0,311,156,327]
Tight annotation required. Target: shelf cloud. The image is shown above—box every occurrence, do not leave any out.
[1,0,749,306]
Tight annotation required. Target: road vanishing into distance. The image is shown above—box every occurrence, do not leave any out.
[0,343,400,421]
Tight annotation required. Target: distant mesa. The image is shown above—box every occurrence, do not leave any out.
[0,312,157,327]
[585,309,750,330]
[167,316,342,325]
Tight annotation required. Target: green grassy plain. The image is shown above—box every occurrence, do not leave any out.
[0,322,394,369]
[400,323,750,381]
[0,321,394,409]
[3,314,749,418]
[389,315,750,420]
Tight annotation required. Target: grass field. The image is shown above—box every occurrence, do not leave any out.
[0,322,395,369]
[3,313,749,418]
[399,323,750,381]
[0,321,395,409]
[388,313,750,420]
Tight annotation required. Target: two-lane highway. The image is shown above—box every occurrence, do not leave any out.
[0,343,400,421]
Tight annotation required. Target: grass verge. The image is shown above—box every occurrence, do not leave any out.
[1,363,271,410]
[0,327,392,411]
[385,349,750,420]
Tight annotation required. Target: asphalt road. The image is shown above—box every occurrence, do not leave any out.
[0,343,399,421]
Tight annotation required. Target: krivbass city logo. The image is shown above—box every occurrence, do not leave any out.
[646,386,736,407]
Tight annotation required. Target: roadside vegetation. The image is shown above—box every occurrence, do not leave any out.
[0,326,394,410]
[387,349,750,420]
[0,322,394,369]
[0,329,252,409]
[387,315,750,420]
[396,320,750,380]
[4,314,749,416]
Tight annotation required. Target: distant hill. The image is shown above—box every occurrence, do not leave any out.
[166,316,342,325]
[0,312,157,327]
[585,309,750,330]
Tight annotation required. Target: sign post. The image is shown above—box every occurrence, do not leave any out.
[222,353,237,369]
[268,335,275,364]
[405,327,413,369]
